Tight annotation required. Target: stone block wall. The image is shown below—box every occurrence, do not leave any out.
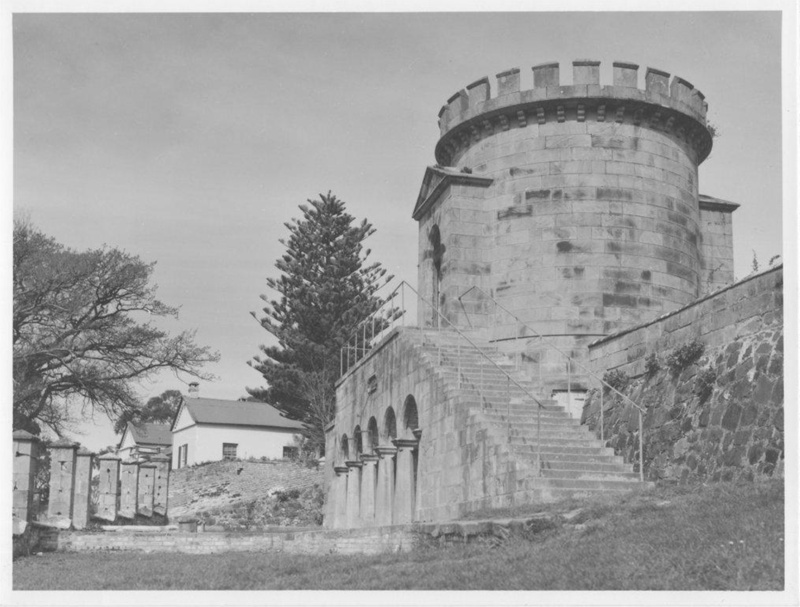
[414,61,735,396]
[583,266,783,483]
[698,195,737,294]
[327,328,523,528]
[415,173,494,329]
[37,525,420,556]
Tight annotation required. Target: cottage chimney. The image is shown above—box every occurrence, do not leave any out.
[188,382,199,397]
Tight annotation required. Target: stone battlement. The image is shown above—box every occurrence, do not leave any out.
[436,60,712,166]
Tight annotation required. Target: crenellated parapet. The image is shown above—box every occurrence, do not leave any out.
[436,60,712,166]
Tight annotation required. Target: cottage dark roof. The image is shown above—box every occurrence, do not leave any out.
[129,422,173,446]
[182,397,305,430]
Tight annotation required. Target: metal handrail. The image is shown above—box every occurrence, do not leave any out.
[345,281,546,409]
[457,286,645,413]
[340,280,408,376]
[341,280,548,474]
[457,285,646,482]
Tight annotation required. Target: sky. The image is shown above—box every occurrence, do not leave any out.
[9,8,792,451]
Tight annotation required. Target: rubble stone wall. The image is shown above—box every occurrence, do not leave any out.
[583,266,784,483]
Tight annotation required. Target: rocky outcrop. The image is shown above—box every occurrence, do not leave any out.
[169,459,323,526]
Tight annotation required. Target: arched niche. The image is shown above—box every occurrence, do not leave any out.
[429,224,444,327]
[401,395,419,438]
[353,425,363,457]
[367,417,379,453]
[383,407,397,442]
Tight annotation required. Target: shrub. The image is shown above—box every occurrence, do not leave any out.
[695,367,716,402]
[602,369,629,393]
[666,340,704,375]
[644,353,660,378]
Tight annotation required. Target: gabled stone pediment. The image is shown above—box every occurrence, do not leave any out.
[412,165,492,221]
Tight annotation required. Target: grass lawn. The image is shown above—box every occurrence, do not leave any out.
[13,479,784,591]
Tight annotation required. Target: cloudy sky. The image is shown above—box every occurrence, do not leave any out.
[11,8,789,450]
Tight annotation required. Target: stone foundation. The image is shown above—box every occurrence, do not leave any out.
[584,266,784,483]
[37,525,420,556]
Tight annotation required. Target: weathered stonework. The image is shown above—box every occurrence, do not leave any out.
[44,439,78,529]
[326,60,761,530]
[38,525,423,556]
[583,266,783,483]
[327,328,648,528]
[414,61,735,392]
[12,431,39,533]
[72,448,94,530]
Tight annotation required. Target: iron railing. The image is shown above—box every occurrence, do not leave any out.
[340,280,548,474]
[457,286,646,482]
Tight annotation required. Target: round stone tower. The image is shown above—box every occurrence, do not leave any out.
[413,60,714,397]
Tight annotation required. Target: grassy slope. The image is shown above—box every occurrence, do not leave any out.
[13,480,784,591]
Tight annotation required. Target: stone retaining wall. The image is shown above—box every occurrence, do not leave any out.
[37,525,420,556]
[30,513,569,556]
[583,266,784,483]
[587,265,783,377]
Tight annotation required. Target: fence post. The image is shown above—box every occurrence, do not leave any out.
[151,454,171,517]
[600,383,604,442]
[639,410,645,483]
[506,375,511,439]
[401,284,405,327]
[480,351,485,397]
[45,438,78,528]
[12,430,40,533]
[138,462,157,517]
[119,460,139,519]
[567,357,572,415]
[536,406,542,476]
[72,447,94,530]
[457,334,462,390]
[96,454,121,522]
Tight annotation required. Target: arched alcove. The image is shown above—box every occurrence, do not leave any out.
[429,225,444,327]
[383,407,397,442]
[367,417,379,453]
[402,395,419,437]
[340,434,350,462]
[353,425,363,457]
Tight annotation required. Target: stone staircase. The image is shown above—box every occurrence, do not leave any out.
[413,329,650,504]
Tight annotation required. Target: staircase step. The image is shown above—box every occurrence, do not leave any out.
[539,477,643,489]
[475,410,578,422]
[508,437,606,448]
[497,428,599,440]
[540,460,635,474]
[516,450,625,464]
[411,329,651,506]
[540,468,639,480]
[513,484,650,504]
[507,440,613,453]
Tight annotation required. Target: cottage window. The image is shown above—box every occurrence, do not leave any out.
[283,446,298,459]
[223,443,238,460]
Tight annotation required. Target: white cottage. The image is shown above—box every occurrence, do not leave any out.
[171,397,305,469]
[117,422,173,462]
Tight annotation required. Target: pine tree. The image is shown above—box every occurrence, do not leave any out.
[248,192,392,451]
